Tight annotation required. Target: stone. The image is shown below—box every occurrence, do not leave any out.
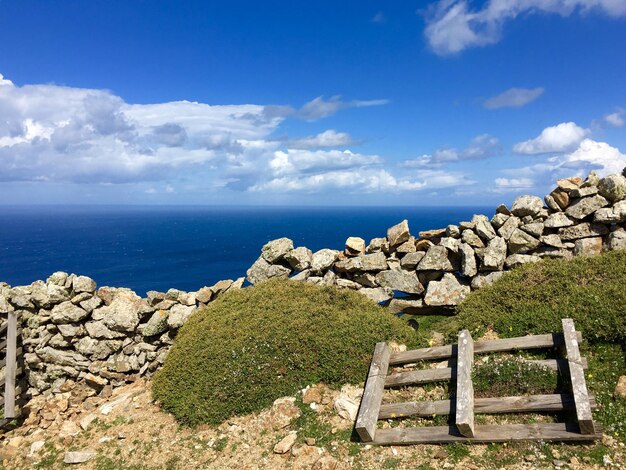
[574,237,603,255]
[64,451,96,464]
[268,397,301,430]
[274,432,297,454]
[511,195,544,217]
[424,273,470,306]
[291,270,310,282]
[472,214,496,241]
[582,171,600,187]
[79,413,98,430]
[47,271,69,286]
[79,295,102,313]
[51,301,90,324]
[142,310,170,336]
[102,290,142,333]
[520,222,544,238]
[146,290,166,305]
[419,228,447,240]
[387,219,410,247]
[285,247,313,271]
[72,275,97,293]
[310,249,340,274]
[400,251,425,269]
[497,216,520,240]
[598,174,626,202]
[395,237,417,254]
[195,286,214,304]
[336,278,360,289]
[491,213,509,229]
[461,229,484,248]
[544,212,575,228]
[366,237,388,254]
[375,270,424,294]
[57,323,86,337]
[84,373,108,389]
[303,387,323,404]
[559,223,609,241]
[440,237,460,253]
[167,304,195,329]
[446,224,461,238]
[345,236,366,255]
[359,287,393,303]
[508,229,541,254]
[386,298,423,314]
[495,203,511,215]
[85,320,126,339]
[178,291,197,306]
[0,294,14,313]
[570,186,598,198]
[540,234,564,248]
[614,376,626,398]
[608,230,626,251]
[312,456,338,470]
[37,347,89,368]
[471,272,505,289]
[71,292,92,304]
[211,279,233,295]
[261,237,294,263]
[246,256,291,284]
[334,252,387,273]
[565,195,609,219]
[544,194,561,211]
[352,272,378,288]
[29,440,46,456]
[334,385,362,421]
[550,189,570,210]
[505,254,541,269]
[482,237,507,271]
[417,245,454,271]
[557,177,582,191]
[459,243,477,277]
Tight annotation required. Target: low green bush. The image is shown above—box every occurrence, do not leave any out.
[472,358,559,398]
[457,250,626,342]
[152,279,416,426]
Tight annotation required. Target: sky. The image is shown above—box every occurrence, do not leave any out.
[0,0,625,206]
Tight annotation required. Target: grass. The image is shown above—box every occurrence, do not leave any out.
[472,357,560,397]
[153,279,416,426]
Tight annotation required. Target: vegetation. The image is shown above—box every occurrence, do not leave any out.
[153,279,416,426]
[456,250,626,342]
[472,357,559,398]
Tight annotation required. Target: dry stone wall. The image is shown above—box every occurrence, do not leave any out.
[1,170,625,400]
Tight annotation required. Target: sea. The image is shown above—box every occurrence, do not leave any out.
[0,205,490,296]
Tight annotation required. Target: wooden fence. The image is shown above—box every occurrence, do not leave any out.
[356,318,602,444]
[1,311,22,427]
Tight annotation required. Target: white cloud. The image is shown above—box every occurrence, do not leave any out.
[563,138,626,175]
[484,87,544,109]
[402,133,500,166]
[290,130,353,148]
[605,108,625,128]
[424,0,626,55]
[513,122,589,154]
[297,95,389,121]
[494,177,535,191]
[268,149,382,177]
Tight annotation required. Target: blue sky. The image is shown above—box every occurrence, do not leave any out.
[0,0,625,206]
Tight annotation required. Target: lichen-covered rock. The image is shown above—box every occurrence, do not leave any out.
[51,301,90,324]
[101,291,142,333]
[472,214,496,241]
[446,224,461,238]
[459,243,477,277]
[246,256,291,284]
[598,174,626,202]
[334,252,387,273]
[310,249,340,274]
[481,236,507,271]
[511,195,544,217]
[345,237,366,255]
[142,310,170,337]
[504,254,541,269]
[508,229,541,254]
[36,346,89,369]
[47,271,69,286]
[195,286,214,304]
[574,237,603,255]
[471,271,505,289]
[544,212,575,228]
[261,237,294,263]
[565,195,609,219]
[284,247,313,271]
[358,287,393,303]
[366,237,388,253]
[497,216,520,240]
[559,222,609,241]
[461,229,485,248]
[167,304,196,329]
[399,251,425,269]
[424,273,470,306]
[72,276,97,294]
[491,213,509,230]
[608,230,626,251]
[387,219,410,247]
[520,222,544,238]
[395,237,417,254]
[375,270,424,295]
[417,245,455,271]
[85,320,126,339]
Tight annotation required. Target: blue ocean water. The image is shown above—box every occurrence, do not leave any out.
[0,206,490,295]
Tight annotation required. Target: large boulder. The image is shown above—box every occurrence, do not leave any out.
[310,249,340,274]
[261,238,294,263]
[101,291,143,333]
[598,174,626,202]
[424,273,470,306]
[565,195,609,220]
[416,245,455,271]
[246,256,291,284]
[559,223,609,241]
[51,301,90,324]
[284,247,313,271]
[142,310,170,337]
[511,195,544,217]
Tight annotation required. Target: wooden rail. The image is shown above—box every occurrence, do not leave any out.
[355,319,601,445]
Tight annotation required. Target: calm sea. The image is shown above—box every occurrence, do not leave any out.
[0,206,490,295]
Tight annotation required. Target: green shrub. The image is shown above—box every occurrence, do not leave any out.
[457,250,626,342]
[472,358,559,397]
[152,279,416,426]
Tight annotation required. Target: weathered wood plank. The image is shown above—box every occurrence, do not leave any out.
[355,342,391,442]
[455,329,475,437]
[372,423,602,445]
[0,347,22,369]
[378,394,597,420]
[562,319,594,435]
[384,358,586,388]
[389,332,583,365]
[4,311,17,419]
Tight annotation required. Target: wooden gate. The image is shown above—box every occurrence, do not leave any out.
[355,318,602,444]
[1,311,22,426]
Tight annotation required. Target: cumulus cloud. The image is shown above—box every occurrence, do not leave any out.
[494,177,535,191]
[513,122,589,155]
[289,130,353,149]
[484,87,544,109]
[268,149,382,177]
[297,95,389,121]
[424,0,626,55]
[563,138,626,175]
[402,134,500,167]
[605,108,625,127]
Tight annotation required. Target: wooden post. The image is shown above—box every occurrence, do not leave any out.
[4,311,17,419]
[561,318,594,434]
[355,342,390,442]
[455,329,475,438]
